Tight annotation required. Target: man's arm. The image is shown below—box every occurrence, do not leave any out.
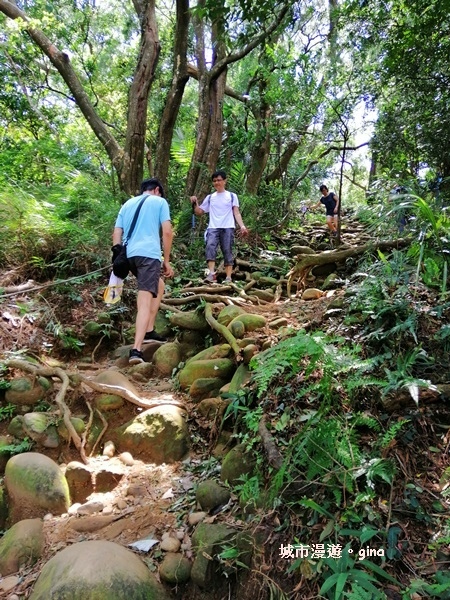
[190,195,206,215]
[232,205,248,234]
[333,194,340,212]
[161,220,174,277]
[112,227,123,246]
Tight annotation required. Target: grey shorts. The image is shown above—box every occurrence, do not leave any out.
[205,228,234,266]
[128,257,161,297]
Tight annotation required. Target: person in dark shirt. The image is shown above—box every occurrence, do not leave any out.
[312,184,339,235]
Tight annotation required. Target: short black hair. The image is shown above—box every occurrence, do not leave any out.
[319,184,328,192]
[141,177,165,198]
[212,169,227,180]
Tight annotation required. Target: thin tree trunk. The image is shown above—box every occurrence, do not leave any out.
[154,0,190,191]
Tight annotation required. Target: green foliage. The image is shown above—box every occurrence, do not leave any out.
[0,438,34,456]
[0,403,15,421]
[250,330,329,398]
[0,173,117,277]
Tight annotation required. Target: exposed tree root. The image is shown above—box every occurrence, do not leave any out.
[4,359,187,464]
[5,359,88,464]
[204,303,242,358]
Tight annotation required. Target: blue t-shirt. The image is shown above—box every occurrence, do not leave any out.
[320,192,337,215]
[115,193,171,260]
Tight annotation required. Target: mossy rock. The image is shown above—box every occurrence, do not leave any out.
[169,310,209,331]
[178,359,235,390]
[191,523,235,588]
[186,344,232,365]
[196,479,231,512]
[242,344,259,365]
[217,305,247,327]
[290,245,315,255]
[220,444,256,485]
[153,342,181,376]
[189,378,226,401]
[29,540,171,600]
[0,485,7,529]
[57,417,86,440]
[257,276,278,287]
[97,312,112,324]
[83,321,104,337]
[5,377,50,406]
[117,406,189,464]
[159,552,192,584]
[0,518,44,576]
[8,415,25,438]
[5,452,70,523]
[228,364,252,394]
[227,314,267,333]
[229,319,246,339]
[95,393,125,411]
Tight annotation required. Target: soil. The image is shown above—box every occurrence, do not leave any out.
[0,261,335,599]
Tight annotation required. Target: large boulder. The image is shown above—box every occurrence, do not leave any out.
[117,406,189,464]
[0,518,44,575]
[189,378,225,401]
[217,305,247,327]
[220,444,256,485]
[191,523,235,588]
[227,314,267,334]
[186,344,232,365]
[153,342,181,376]
[169,310,209,331]
[29,540,172,600]
[196,480,231,512]
[159,552,192,584]
[5,376,52,406]
[178,359,235,390]
[5,452,70,523]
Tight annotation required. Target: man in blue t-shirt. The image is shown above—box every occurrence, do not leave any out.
[112,178,174,364]
[312,184,340,235]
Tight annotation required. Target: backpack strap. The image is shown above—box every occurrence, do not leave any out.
[124,196,147,244]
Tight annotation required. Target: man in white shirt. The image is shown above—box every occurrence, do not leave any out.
[190,170,248,283]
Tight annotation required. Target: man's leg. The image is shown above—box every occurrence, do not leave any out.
[221,229,235,281]
[133,290,153,352]
[205,230,219,281]
[129,257,161,362]
[326,215,337,232]
[146,278,164,333]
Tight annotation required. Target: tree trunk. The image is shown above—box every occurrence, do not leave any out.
[245,81,272,195]
[186,5,227,199]
[154,0,190,193]
[121,0,160,196]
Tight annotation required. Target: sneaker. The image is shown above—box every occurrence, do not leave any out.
[129,349,145,365]
[144,330,168,343]
[204,272,217,283]
[224,277,232,283]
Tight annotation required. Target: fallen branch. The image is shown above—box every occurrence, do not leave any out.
[258,416,283,470]
[287,238,410,295]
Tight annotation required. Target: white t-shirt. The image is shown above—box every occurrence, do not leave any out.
[199,191,239,229]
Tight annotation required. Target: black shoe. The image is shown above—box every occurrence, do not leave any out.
[129,349,145,364]
[143,330,168,343]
